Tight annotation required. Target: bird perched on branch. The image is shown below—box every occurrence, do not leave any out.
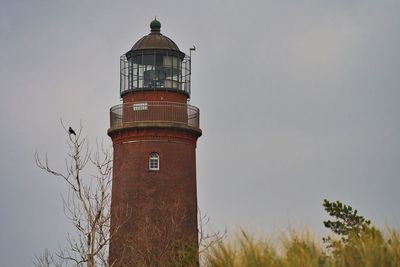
[69,127,76,136]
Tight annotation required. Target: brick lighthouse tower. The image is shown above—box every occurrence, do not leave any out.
[108,19,201,266]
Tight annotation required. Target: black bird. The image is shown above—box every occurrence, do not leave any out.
[69,127,76,136]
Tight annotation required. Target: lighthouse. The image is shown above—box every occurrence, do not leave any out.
[108,19,201,266]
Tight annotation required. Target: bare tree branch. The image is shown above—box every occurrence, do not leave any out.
[35,123,116,267]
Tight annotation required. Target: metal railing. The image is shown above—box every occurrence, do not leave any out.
[110,101,200,129]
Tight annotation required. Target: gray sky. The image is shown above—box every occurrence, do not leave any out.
[1,0,400,266]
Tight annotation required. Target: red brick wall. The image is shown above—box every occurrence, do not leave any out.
[109,127,199,266]
[122,91,188,104]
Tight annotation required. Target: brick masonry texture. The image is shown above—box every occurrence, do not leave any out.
[109,125,200,266]
[122,91,188,104]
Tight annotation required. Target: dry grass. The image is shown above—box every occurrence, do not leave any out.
[202,228,400,267]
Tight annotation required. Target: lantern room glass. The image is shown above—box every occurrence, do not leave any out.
[120,51,191,96]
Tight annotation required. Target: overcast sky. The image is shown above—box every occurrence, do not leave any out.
[1,0,400,266]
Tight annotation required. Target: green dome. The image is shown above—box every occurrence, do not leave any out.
[150,19,161,31]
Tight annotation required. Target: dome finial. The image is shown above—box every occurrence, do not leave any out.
[150,17,161,33]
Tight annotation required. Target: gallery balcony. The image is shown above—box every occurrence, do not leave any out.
[108,101,200,135]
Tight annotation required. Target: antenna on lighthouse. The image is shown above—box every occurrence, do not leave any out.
[190,45,196,57]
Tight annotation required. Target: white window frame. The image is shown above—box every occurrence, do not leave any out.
[149,152,159,171]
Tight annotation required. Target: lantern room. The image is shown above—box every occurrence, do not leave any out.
[120,19,191,97]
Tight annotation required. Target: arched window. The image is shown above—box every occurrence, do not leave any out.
[149,152,159,171]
